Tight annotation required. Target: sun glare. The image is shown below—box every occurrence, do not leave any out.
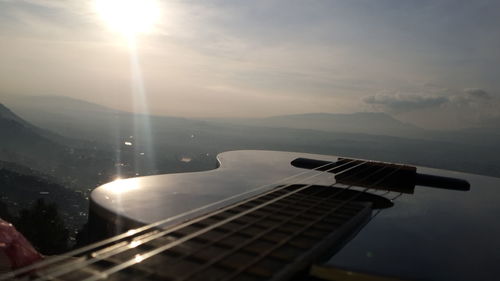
[95,0,160,37]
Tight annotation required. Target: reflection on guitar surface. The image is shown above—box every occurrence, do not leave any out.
[3,150,499,281]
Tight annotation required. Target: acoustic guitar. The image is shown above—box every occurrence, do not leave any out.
[2,150,500,281]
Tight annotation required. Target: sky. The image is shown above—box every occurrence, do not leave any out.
[0,0,499,129]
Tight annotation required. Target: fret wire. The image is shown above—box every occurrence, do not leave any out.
[220,165,403,281]
[32,160,363,281]
[79,161,370,281]
[3,158,349,280]
[181,164,391,281]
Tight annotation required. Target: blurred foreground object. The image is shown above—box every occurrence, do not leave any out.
[0,219,42,272]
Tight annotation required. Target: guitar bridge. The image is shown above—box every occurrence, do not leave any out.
[291,157,417,193]
[291,157,470,193]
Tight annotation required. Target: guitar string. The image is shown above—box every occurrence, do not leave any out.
[24,159,363,280]
[1,157,349,280]
[78,162,388,281]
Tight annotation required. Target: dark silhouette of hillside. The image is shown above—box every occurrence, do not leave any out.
[0,103,118,190]
[15,199,70,255]
[0,165,86,229]
[0,198,70,255]
[0,103,131,247]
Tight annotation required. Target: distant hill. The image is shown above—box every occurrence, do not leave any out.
[0,103,131,236]
[226,112,425,138]
[0,102,67,164]
[2,95,123,142]
[2,95,212,143]
[3,95,118,114]
[0,103,117,190]
[1,96,219,176]
[0,103,33,126]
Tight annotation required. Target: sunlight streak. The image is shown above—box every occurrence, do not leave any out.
[94,0,161,178]
[128,37,157,175]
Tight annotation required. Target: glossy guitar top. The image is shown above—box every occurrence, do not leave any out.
[91,151,342,229]
[89,150,500,281]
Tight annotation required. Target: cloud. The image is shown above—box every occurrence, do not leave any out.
[363,92,448,112]
[464,88,492,100]
[449,88,494,107]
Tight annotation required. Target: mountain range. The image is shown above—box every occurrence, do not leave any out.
[1,95,499,178]
[4,95,427,139]
[209,112,425,138]
[5,94,499,145]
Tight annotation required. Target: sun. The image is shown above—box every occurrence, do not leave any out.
[95,0,160,37]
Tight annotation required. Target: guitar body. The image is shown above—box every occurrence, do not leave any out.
[31,150,484,281]
[88,150,500,281]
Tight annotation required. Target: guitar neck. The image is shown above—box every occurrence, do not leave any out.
[17,185,371,281]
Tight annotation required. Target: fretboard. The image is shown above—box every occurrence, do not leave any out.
[26,184,371,281]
